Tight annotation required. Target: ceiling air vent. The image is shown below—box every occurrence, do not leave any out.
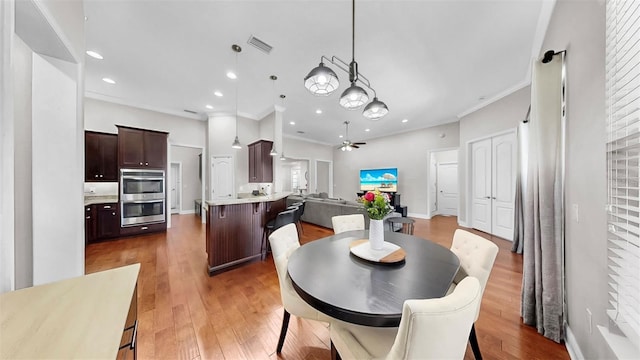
[183,109,198,114]
[247,35,273,54]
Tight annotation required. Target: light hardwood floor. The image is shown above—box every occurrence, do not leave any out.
[85,214,570,360]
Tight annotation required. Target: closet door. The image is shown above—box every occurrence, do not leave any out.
[491,132,516,240]
[471,138,492,233]
[470,132,516,240]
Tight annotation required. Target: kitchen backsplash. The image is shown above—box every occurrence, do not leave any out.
[238,183,272,195]
[84,182,118,196]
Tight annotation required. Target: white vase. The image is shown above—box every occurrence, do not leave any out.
[369,219,385,250]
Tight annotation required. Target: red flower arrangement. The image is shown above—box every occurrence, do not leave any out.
[360,190,392,220]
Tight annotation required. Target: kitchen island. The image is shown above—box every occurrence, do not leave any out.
[205,192,291,275]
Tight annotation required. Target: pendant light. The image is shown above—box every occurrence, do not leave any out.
[303,0,388,119]
[362,96,389,120]
[231,44,242,149]
[269,75,278,156]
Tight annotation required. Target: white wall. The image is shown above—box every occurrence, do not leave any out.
[12,35,33,289]
[455,0,610,357]
[32,53,83,285]
[259,111,275,141]
[170,145,202,213]
[458,86,530,225]
[333,122,459,216]
[434,149,458,163]
[206,113,272,198]
[0,0,16,292]
[85,98,206,147]
[282,136,334,196]
[542,0,610,358]
[1,0,85,290]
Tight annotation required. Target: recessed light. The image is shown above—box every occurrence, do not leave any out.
[289,121,295,125]
[339,135,343,138]
[205,105,213,110]
[226,71,237,79]
[214,91,223,97]
[316,109,322,114]
[365,128,370,132]
[86,50,103,59]
[402,119,408,123]
[102,78,116,84]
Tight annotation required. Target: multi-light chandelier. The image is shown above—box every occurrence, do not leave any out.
[303,0,388,120]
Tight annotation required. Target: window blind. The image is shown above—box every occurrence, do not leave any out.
[606,0,640,349]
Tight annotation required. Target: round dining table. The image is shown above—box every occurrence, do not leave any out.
[287,230,460,327]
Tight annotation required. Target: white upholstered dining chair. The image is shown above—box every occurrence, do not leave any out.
[448,229,499,360]
[268,223,331,353]
[330,276,482,360]
[331,214,365,234]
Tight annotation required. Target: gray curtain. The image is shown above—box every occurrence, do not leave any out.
[521,54,565,343]
[512,123,527,254]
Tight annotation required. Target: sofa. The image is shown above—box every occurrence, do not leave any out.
[287,195,401,231]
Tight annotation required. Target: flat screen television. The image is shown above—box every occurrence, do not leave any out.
[359,168,398,192]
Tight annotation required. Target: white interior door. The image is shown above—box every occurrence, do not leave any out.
[471,138,492,233]
[491,132,516,240]
[211,156,233,200]
[470,132,516,240]
[437,162,458,216]
[170,163,180,214]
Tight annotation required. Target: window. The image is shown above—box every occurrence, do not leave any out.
[605,0,640,350]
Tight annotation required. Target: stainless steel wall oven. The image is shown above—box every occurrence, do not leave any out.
[120,169,165,226]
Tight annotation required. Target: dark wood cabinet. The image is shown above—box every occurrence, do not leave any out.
[85,203,120,244]
[85,131,118,181]
[117,126,168,169]
[96,203,120,239]
[85,206,97,244]
[248,140,273,183]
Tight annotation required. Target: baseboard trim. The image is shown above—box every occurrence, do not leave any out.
[565,325,585,360]
[179,209,195,215]
[458,220,468,227]
[407,212,429,219]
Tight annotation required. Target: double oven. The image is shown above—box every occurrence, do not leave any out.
[120,169,166,227]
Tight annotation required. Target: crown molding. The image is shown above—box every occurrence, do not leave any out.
[283,133,334,146]
[85,91,205,121]
[456,80,530,119]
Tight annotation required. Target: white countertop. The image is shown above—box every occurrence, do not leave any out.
[205,192,292,206]
[0,264,140,359]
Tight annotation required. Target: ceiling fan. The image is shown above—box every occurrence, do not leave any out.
[338,121,366,151]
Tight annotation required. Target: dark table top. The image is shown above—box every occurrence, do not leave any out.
[287,230,460,327]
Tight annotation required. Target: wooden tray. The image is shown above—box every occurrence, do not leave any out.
[349,239,406,263]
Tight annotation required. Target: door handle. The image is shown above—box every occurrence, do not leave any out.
[492,197,496,200]
[485,196,491,199]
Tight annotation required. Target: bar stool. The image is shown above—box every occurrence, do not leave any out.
[387,217,415,235]
[289,201,305,234]
[263,209,297,259]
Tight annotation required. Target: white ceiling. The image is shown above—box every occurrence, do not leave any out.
[83,0,550,146]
